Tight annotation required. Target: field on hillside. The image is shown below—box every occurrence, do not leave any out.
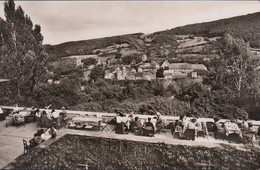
[11,134,260,169]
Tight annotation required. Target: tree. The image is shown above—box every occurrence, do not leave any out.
[156,68,164,78]
[122,54,142,65]
[0,0,48,99]
[81,57,97,67]
[53,60,83,80]
[215,34,258,96]
[89,66,105,82]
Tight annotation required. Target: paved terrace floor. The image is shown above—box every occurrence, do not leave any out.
[1,121,260,169]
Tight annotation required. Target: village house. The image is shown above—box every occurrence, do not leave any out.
[135,72,143,80]
[142,70,156,81]
[125,71,136,80]
[115,66,126,80]
[104,70,116,80]
[115,43,130,48]
[83,70,91,81]
[191,71,198,78]
[161,60,170,69]
[88,65,95,70]
[163,71,187,79]
[137,66,143,73]
[162,61,207,79]
[142,54,147,62]
[162,61,207,72]
[104,64,156,81]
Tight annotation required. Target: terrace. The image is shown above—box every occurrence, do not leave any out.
[0,106,260,169]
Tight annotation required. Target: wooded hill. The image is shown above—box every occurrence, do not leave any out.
[44,12,260,61]
[155,12,260,48]
[44,33,144,62]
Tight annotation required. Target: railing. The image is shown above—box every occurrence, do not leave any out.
[1,105,260,126]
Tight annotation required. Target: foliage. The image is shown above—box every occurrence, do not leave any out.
[12,135,260,169]
[159,12,260,48]
[31,80,82,109]
[81,57,97,67]
[156,67,164,78]
[151,34,178,46]
[0,0,48,97]
[52,60,83,80]
[175,81,248,119]
[121,54,142,65]
[205,35,260,119]
[214,34,258,94]
[89,66,105,82]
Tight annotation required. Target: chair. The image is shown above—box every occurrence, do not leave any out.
[13,116,25,128]
[196,122,208,139]
[142,126,155,137]
[167,122,175,136]
[206,122,215,133]
[5,116,13,128]
[115,122,126,134]
[133,126,143,135]
[242,131,255,146]
[214,128,226,140]
[25,115,36,123]
[212,123,226,140]
[173,125,185,139]
[156,123,166,134]
[0,113,5,120]
[196,130,205,138]
[99,121,109,132]
[23,139,30,153]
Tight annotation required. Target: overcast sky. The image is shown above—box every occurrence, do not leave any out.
[0,1,260,45]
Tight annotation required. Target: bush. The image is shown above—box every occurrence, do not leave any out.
[12,135,260,169]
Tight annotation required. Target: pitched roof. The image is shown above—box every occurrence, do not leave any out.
[168,63,191,69]
[191,64,207,70]
[168,63,207,70]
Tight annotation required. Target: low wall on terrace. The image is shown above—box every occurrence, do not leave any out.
[1,105,260,126]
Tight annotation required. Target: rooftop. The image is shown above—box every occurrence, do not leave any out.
[168,63,207,70]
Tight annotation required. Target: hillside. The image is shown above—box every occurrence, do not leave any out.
[44,12,260,62]
[155,12,260,48]
[44,33,144,62]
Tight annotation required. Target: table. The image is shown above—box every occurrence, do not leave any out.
[73,117,102,123]
[41,133,52,141]
[224,123,242,137]
[116,117,130,123]
[18,111,30,117]
[72,117,102,129]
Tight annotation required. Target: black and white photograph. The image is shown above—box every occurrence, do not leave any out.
[1,0,260,169]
